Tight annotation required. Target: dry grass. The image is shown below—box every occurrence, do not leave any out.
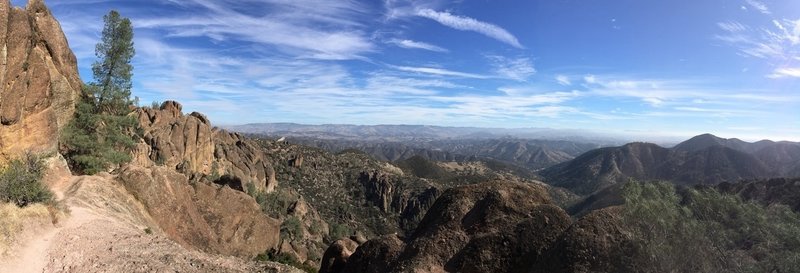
[0,202,52,257]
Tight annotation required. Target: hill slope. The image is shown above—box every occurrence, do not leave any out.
[541,136,780,195]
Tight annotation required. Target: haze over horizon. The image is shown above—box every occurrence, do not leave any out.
[12,0,800,141]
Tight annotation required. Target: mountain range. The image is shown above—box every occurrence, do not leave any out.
[229,123,628,144]
[541,133,800,195]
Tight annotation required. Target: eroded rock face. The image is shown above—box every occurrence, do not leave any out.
[135,101,278,193]
[328,180,574,273]
[358,171,441,232]
[116,165,281,258]
[0,0,81,162]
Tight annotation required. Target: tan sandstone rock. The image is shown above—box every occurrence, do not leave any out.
[135,101,278,193]
[116,165,281,258]
[0,0,81,163]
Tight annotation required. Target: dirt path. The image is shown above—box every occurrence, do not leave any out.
[0,176,88,273]
[0,174,301,273]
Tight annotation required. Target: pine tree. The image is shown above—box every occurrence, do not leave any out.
[91,10,135,115]
[61,10,138,175]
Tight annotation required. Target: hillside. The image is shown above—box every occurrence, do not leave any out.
[274,137,601,172]
[541,136,784,195]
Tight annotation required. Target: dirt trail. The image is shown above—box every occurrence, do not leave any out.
[0,174,301,273]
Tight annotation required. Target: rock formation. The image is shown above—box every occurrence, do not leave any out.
[533,207,634,273]
[325,180,575,273]
[0,0,81,162]
[117,164,281,258]
[319,238,359,273]
[135,101,278,193]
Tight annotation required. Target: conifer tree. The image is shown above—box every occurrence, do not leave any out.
[61,10,138,174]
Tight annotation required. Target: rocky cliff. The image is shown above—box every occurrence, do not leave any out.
[0,0,81,162]
[134,101,278,193]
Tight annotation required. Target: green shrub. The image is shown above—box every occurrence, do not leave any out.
[327,222,351,242]
[0,153,53,207]
[258,190,295,218]
[621,181,800,273]
[246,182,258,198]
[256,251,317,273]
[281,216,303,240]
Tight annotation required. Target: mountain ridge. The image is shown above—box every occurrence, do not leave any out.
[541,133,796,195]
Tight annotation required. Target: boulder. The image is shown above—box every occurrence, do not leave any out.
[318,238,359,273]
[342,235,404,273]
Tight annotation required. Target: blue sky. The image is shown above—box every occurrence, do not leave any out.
[11,0,800,141]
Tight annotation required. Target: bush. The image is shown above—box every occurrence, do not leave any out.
[327,222,351,242]
[0,153,53,207]
[256,251,317,273]
[621,181,800,273]
[281,216,303,240]
[258,190,295,218]
[60,91,138,175]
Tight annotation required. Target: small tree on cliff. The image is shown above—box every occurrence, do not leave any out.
[61,10,138,175]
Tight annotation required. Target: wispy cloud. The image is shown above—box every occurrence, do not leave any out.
[415,9,523,48]
[744,0,770,14]
[485,55,535,81]
[388,39,448,52]
[768,67,800,78]
[389,65,490,79]
[135,0,374,60]
[715,8,800,79]
[555,75,571,86]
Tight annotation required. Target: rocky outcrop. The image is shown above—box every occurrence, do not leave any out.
[358,170,441,232]
[0,0,81,162]
[319,238,359,273]
[341,235,404,273]
[326,180,574,273]
[533,207,634,273]
[117,164,281,258]
[135,101,277,193]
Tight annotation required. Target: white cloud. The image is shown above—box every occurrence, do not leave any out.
[716,17,800,62]
[717,21,748,33]
[768,67,800,78]
[388,39,448,52]
[390,65,490,79]
[744,0,770,14]
[486,55,536,81]
[555,75,571,85]
[643,97,664,107]
[415,9,523,48]
[584,75,597,84]
[134,0,375,60]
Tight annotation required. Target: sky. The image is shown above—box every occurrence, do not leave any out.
[10,0,800,141]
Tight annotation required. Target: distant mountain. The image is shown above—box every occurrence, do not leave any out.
[540,134,796,195]
[229,123,627,144]
[274,137,603,172]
